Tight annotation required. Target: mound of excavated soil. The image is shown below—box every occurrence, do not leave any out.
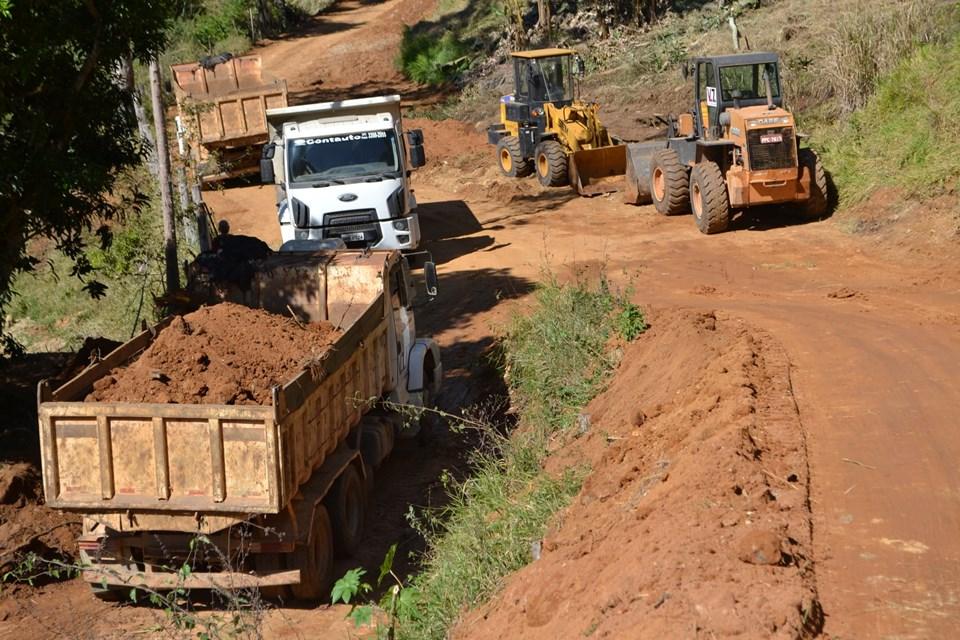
[406,117,487,163]
[86,303,340,406]
[455,309,821,640]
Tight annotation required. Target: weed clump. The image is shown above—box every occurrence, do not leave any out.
[397,28,468,86]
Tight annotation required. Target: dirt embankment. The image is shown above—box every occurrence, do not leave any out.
[86,303,340,406]
[456,309,821,639]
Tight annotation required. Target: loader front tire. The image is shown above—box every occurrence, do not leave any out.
[496,136,532,178]
[798,148,828,220]
[535,140,569,187]
[650,149,689,215]
[690,162,730,235]
[291,504,334,600]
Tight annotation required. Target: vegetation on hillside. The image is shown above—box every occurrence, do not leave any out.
[822,33,960,206]
[393,277,645,639]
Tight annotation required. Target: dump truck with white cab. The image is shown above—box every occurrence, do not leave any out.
[260,95,426,251]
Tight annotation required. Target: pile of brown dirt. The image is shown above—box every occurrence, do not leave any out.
[455,309,821,639]
[406,117,487,164]
[86,303,340,406]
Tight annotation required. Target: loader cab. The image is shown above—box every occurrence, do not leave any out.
[691,53,783,139]
[507,49,577,123]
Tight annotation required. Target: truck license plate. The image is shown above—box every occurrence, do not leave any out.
[760,133,783,144]
[345,232,366,242]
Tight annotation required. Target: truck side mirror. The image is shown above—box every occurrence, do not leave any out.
[423,261,438,297]
[406,129,426,168]
[260,143,276,184]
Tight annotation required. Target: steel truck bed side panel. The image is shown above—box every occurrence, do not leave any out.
[38,252,394,517]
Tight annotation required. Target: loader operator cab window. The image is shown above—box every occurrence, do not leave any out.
[719,62,781,102]
[517,55,573,105]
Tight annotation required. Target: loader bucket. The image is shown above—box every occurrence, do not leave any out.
[623,141,666,205]
[569,145,627,196]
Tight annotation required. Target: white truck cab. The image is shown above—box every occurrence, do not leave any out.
[261,95,426,250]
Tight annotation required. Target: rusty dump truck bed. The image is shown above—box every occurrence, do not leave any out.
[172,54,287,170]
[37,251,394,524]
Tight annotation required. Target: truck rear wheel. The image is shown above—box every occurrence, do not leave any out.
[328,464,366,557]
[798,148,828,220]
[690,162,730,234]
[496,136,532,178]
[535,140,569,187]
[291,505,334,600]
[650,149,689,215]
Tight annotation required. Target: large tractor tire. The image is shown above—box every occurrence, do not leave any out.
[690,162,731,235]
[650,149,689,215]
[798,148,828,220]
[291,505,334,600]
[496,136,532,178]
[534,140,569,187]
[327,463,367,557]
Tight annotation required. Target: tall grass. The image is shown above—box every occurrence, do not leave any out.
[398,276,646,639]
[823,0,959,114]
[821,34,960,205]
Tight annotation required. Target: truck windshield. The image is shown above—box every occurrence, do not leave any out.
[719,63,780,102]
[288,130,400,183]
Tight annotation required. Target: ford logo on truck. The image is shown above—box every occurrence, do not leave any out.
[339,193,358,202]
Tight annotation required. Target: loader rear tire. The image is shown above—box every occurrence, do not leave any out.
[291,505,334,600]
[497,136,532,178]
[328,463,366,557]
[690,162,730,235]
[650,149,689,215]
[535,140,569,187]
[798,148,828,220]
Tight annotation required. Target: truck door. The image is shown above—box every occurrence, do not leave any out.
[696,61,717,139]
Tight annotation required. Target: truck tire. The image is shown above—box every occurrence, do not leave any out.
[690,162,731,235]
[650,149,689,216]
[535,140,569,187]
[798,148,828,220]
[497,136,532,178]
[327,464,366,557]
[291,505,334,600]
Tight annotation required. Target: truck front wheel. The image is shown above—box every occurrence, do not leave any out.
[328,464,366,557]
[690,161,730,234]
[291,505,334,600]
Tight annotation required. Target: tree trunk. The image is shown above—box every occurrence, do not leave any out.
[148,59,179,293]
[536,0,551,34]
[120,54,156,172]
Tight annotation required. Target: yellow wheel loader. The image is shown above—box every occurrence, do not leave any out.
[623,52,828,234]
[487,49,626,196]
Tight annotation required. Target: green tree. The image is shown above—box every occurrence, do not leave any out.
[0,0,175,355]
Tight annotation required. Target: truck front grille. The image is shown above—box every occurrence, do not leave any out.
[747,127,796,171]
[322,209,382,248]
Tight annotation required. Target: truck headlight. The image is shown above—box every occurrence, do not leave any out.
[392,218,409,231]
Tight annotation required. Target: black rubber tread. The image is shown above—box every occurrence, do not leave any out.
[496,136,533,178]
[798,148,828,220]
[535,140,569,187]
[690,161,731,235]
[650,149,690,216]
[327,463,366,557]
[291,505,334,600]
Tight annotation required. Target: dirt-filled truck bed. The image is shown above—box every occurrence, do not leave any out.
[37,249,441,598]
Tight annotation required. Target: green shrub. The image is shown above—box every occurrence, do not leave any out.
[398,276,646,639]
[397,28,468,85]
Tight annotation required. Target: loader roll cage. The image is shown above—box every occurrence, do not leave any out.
[509,49,577,120]
[690,52,783,139]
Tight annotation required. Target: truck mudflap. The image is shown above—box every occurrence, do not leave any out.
[568,145,627,196]
[81,566,300,590]
[623,141,667,205]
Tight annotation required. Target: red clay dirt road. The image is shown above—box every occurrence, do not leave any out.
[4,0,960,637]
